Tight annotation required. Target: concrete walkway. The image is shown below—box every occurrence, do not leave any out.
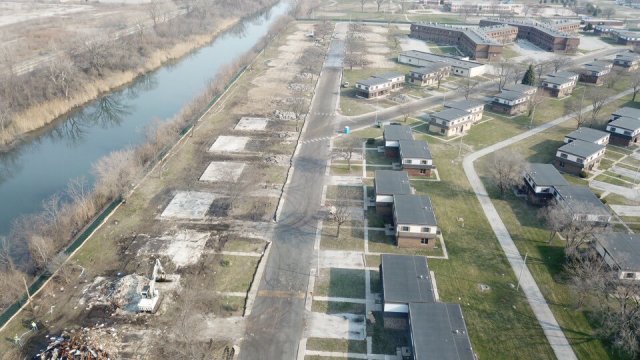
[463,88,634,360]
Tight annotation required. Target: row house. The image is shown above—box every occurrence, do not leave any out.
[553,185,612,223]
[409,23,508,60]
[540,71,578,98]
[564,127,610,145]
[523,163,569,205]
[383,124,414,157]
[578,61,612,85]
[593,233,640,281]
[606,116,640,146]
[398,50,487,78]
[613,53,640,71]
[479,18,580,52]
[406,63,451,87]
[355,72,404,99]
[399,140,434,176]
[554,139,606,175]
[393,194,439,248]
[611,30,640,46]
[428,108,475,136]
[491,90,531,115]
[444,99,485,123]
[374,170,412,216]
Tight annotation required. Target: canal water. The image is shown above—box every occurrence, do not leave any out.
[0,1,290,238]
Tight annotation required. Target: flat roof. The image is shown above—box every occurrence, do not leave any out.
[480,18,578,39]
[552,71,579,79]
[612,107,640,120]
[411,62,451,75]
[565,127,609,143]
[409,303,475,360]
[375,72,404,80]
[594,233,640,270]
[381,254,434,304]
[615,53,640,62]
[393,194,437,226]
[412,23,501,45]
[542,75,574,85]
[583,61,611,72]
[444,99,485,112]
[608,116,640,131]
[375,170,412,196]
[357,77,389,87]
[554,185,610,217]
[527,163,569,187]
[399,139,432,159]
[557,139,604,158]
[503,83,537,94]
[399,50,484,70]
[494,90,528,101]
[431,108,470,122]
[384,124,414,142]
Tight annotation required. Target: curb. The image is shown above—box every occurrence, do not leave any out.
[244,241,272,317]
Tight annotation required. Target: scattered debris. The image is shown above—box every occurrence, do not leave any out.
[273,110,296,120]
[391,94,411,103]
[294,72,313,81]
[263,154,291,166]
[34,327,116,360]
[479,284,491,292]
[288,83,311,92]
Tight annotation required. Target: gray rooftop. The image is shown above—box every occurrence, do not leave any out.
[494,90,528,101]
[399,140,432,160]
[409,303,475,360]
[612,107,640,120]
[381,254,434,304]
[527,163,568,187]
[542,75,574,85]
[431,108,470,122]
[503,83,537,94]
[608,116,640,131]
[384,124,414,142]
[551,71,579,79]
[557,139,604,158]
[411,62,451,75]
[480,18,578,39]
[393,194,437,226]
[554,185,610,217]
[614,30,640,40]
[375,170,411,196]
[412,23,501,45]
[583,61,611,72]
[615,53,640,62]
[565,127,609,143]
[357,77,389,87]
[375,72,404,80]
[593,233,640,270]
[399,50,484,70]
[444,99,485,112]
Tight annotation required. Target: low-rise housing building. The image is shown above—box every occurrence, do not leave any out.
[540,72,578,98]
[374,170,412,216]
[613,53,640,71]
[491,90,531,115]
[399,140,434,176]
[406,62,452,87]
[611,106,640,121]
[578,61,612,85]
[446,1,522,16]
[593,233,640,280]
[428,108,475,136]
[398,50,487,78]
[408,303,475,360]
[554,140,606,175]
[380,254,435,328]
[444,99,485,122]
[610,30,640,46]
[393,194,438,248]
[523,163,569,205]
[503,83,538,95]
[479,18,580,52]
[553,185,611,223]
[355,72,404,99]
[384,124,414,157]
[564,127,610,145]
[606,116,640,146]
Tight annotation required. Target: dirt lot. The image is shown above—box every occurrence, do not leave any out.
[0,21,325,359]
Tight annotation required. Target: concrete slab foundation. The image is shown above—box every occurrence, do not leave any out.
[235,117,269,131]
[160,191,217,219]
[208,136,250,152]
[200,161,246,182]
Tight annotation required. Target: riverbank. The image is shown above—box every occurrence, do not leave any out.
[0,6,277,152]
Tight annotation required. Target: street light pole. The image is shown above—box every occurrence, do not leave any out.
[516,251,529,291]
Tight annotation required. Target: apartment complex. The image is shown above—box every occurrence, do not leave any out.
[578,61,612,85]
[398,50,487,77]
[479,18,580,52]
[540,71,578,98]
[355,72,404,99]
[614,52,640,71]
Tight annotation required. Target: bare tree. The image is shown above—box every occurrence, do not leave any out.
[602,7,615,19]
[297,46,326,83]
[604,69,623,90]
[587,88,613,127]
[496,61,515,91]
[539,201,605,258]
[489,152,525,197]
[376,0,385,11]
[550,55,572,73]
[28,235,55,271]
[334,137,362,170]
[564,250,610,308]
[565,93,588,129]
[632,72,640,102]
[527,92,545,118]
[67,177,97,226]
[360,0,367,12]
[328,188,352,238]
[401,105,413,123]
[47,253,72,284]
[457,78,478,100]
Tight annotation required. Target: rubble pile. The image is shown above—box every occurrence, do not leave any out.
[79,274,146,312]
[294,72,313,81]
[287,83,311,92]
[273,110,296,120]
[34,327,117,360]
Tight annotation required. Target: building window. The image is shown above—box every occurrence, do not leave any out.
[420,238,429,245]
[625,272,635,279]
[401,226,410,231]
[420,169,426,174]
[610,127,616,132]
[577,158,584,163]
[421,160,427,165]
[560,153,568,159]
[624,131,632,136]
[559,161,565,167]
[421,227,430,232]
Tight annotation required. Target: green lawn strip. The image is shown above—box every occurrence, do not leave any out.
[331,164,363,176]
[312,300,366,314]
[224,238,267,253]
[315,268,366,299]
[369,311,411,354]
[603,170,636,185]
[366,149,394,165]
[326,185,365,202]
[599,158,615,170]
[369,269,382,293]
[612,161,640,173]
[305,338,367,354]
[593,174,633,188]
[350,127,382,141]
[562,174,588,185]
[366,208,387,228]
[604,193,640,206]
[502,45,520,59]
[340,91,376,116]
[367,229,443,257]
[619,216,640,223]
[619,155,640,168]
[365,254,381,268]
[321,225,365,252]
[211,255,260,293]
[604,149,626,160]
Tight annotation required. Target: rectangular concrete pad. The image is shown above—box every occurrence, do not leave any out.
[235,117,269,131]
[161,191,217,219]
[200,161,246,182]
[610,205,640,217]
[208,136,250,153]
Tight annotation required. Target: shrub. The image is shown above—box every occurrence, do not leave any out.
[579,170,588,178]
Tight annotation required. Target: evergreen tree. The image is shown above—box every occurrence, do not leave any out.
[522,65,536,86]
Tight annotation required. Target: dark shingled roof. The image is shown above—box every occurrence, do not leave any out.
[357,77,389,87]
[608,116,640,131]
[375,72,405,80]
[612,107,640,120]
[554,185,610,217]
[375,170,411,196]
[381,254,434,304]
[431,108,470,122]
[399,140,432,160]
[565,127,609,143]
[384,124,414,142]
[527,163,568,187]
[503,83,537,94]
[444,99,485,112]
[557,140,604,158]
[542,75,574,86]
[615,53,640,62]
[494,90,528,101]
[594,233,640,270]
[551,71,578,80]
[393,194,437,226]
[409,303,475,360]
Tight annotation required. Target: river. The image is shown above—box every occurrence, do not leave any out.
[0,1,290,239]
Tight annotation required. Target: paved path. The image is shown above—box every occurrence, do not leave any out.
[463,88,634,360]
[590,179,640,201]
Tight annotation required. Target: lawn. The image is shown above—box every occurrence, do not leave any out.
[312,300,366,314]
[315,268,366,299]
[367,229,444,257]
[321,225,365,252]
[210,255,260,293]
[305,338,367,354]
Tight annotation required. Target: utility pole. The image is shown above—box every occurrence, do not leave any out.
[516,251,529,291]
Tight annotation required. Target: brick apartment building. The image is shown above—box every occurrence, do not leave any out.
[479,18,580,52]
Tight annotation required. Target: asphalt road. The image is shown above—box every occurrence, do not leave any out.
[238,23,346,360]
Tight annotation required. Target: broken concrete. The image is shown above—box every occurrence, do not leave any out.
[200,161,246,182]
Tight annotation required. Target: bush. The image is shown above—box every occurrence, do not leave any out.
[579,170,588,178]
[366,138,375,145]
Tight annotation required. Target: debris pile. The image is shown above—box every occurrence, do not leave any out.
[79,274,146,312]
[288,83,311,92]
[263,154,291,166]
[34,327,117,360]
[294,72,313,81]
[273,110,296,120]
[391,94,411,103]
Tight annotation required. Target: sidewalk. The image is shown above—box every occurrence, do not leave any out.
[463,88,634,360]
